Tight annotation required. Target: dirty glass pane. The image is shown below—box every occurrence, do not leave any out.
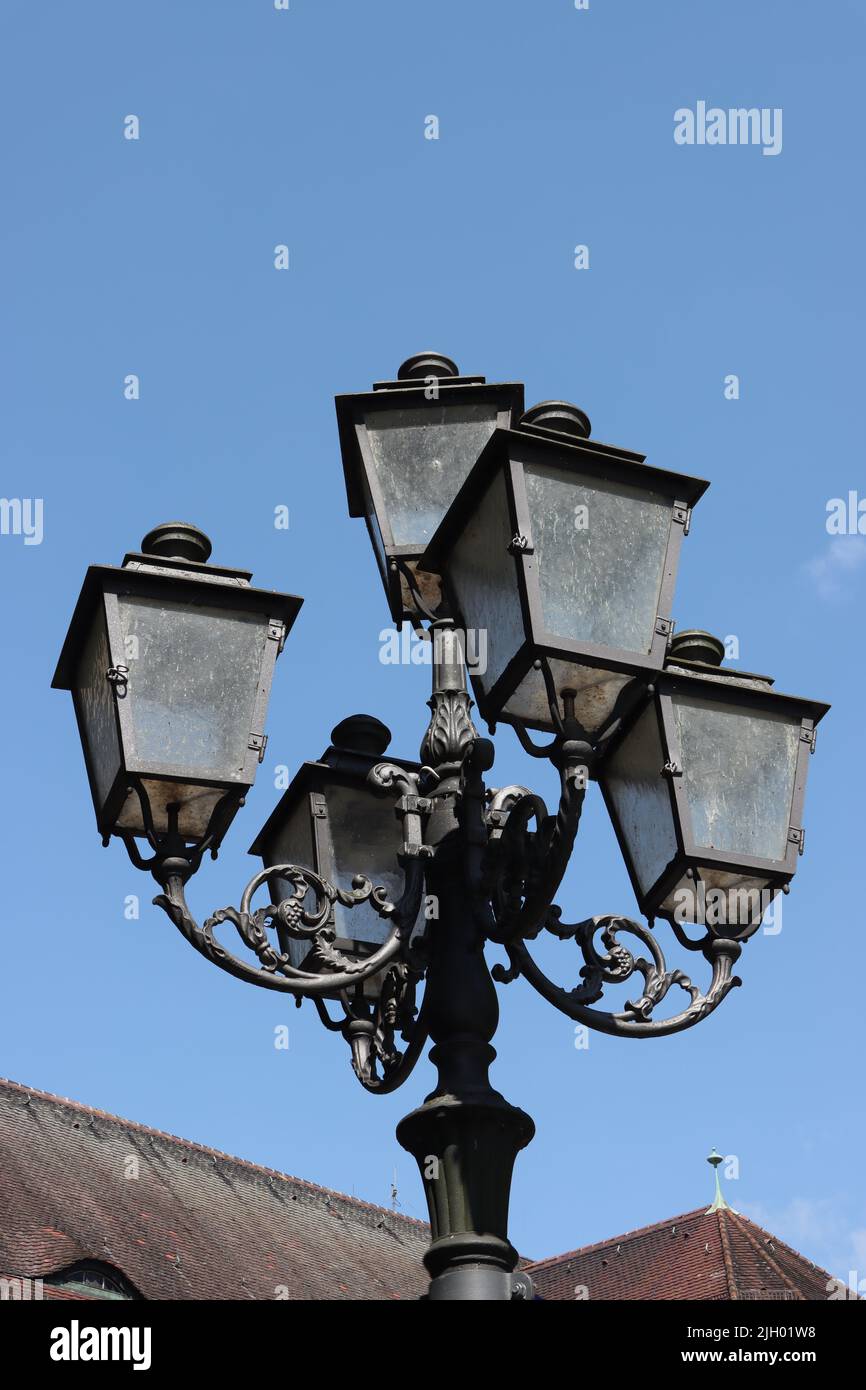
[74,609,123,810]
[364,402,499,547]
[322,783,413,949]
[115,780,231,840]
[447,468,525,694]
[118,596,268,779]
[262,781,421,997]
[504,659,632,736]
[660,871,780,929]
[603,702,678,894]
[524,463,672,654]
[672,695,799,862]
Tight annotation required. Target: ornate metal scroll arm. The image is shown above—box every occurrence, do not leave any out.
[314,970,430,1095]
[482,731,591,945]
[492,913,744,1039]
[151,855,425,997]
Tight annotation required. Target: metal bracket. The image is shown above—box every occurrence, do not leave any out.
[800,726,817,754]
[788,826,805,855]
[248,733,268,762]
[661,760,683,778]
[655,617,673,638]
[268,619,286,652]
[672,504,692,536]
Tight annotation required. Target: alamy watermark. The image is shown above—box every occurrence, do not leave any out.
[379,625,487,675]
[674,102,782,157]
[0,497,43,545]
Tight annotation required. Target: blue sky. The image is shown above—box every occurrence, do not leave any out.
[1,0,864,1285]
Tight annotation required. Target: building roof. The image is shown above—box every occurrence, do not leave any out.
[0,1075,844,1301]
[525,1206,839,1301]
[0,1076,428,1301]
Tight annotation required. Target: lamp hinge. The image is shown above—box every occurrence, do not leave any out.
[248,733,268,762]
[800,725,817,754]
[655,617,674,638]
[788,826,805,855]
[507,533,534,556]
[661,760,683,778]
[672,504,692,536]
[268,619,286,651]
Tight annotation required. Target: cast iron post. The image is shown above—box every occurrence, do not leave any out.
[396,623,535,1300]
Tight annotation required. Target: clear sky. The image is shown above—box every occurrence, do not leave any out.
[1,1,864,1286]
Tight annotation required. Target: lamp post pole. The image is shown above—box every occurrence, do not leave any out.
[396,623,534,1300]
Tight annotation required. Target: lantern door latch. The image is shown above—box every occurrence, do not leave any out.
[106,664,129,689]
[248,733,268,762]
[507,533,534,556]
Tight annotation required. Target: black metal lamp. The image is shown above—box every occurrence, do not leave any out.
[249,714,424,997]
[598,631,830,928]
[335,353,524,624]
[52,522,302,852]
[419,403,709,739]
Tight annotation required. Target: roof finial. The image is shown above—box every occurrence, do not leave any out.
[705,1148,738,1214]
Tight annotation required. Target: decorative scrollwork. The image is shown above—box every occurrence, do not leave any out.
[492,913,743,1038]
[153,858,424,997]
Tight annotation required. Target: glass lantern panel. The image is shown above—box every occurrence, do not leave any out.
[446,467,527,694]
[117,596,269,780]
[320,782,413,948]
[672,695,800,862]
[604,701,679,894]
[503,659,633,736]
[363,402,499,548]
[74,609,123,812]
[524,463,672,654]
[659,871,781,929]
[258,798,317,974]
[115,780,230,840]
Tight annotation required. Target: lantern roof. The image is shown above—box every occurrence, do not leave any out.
[335,356,524,519]
[52,523,303,692]
[420,420,710,578]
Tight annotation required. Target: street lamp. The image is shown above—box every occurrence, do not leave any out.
[335,353,523,623]
[248,713,425,1003]
[54,357,829,1301]
[52,522,302,864]
[419,401,708,738]
[598,631,828,930]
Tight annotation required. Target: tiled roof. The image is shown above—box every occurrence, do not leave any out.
[0,1077,428,1301]
[525,1206,839,1301]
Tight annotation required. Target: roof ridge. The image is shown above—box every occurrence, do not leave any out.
[724,1209,806,1298]
[716,1206,740,1299]
[524,1206,712,1271]
[0,1075,426,1233]
[727,1209,836,1283]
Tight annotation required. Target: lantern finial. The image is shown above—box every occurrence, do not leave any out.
[668,630,725,667]
[520,401,592,439]
[141,521,212,565]
[396,352,459,382]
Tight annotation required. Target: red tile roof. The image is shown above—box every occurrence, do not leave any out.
[524,1205,841,1301]
[0,1075,845,1301]
[0,1077,428,1301]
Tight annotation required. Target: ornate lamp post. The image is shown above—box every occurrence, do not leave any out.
[53,356,829,1301]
